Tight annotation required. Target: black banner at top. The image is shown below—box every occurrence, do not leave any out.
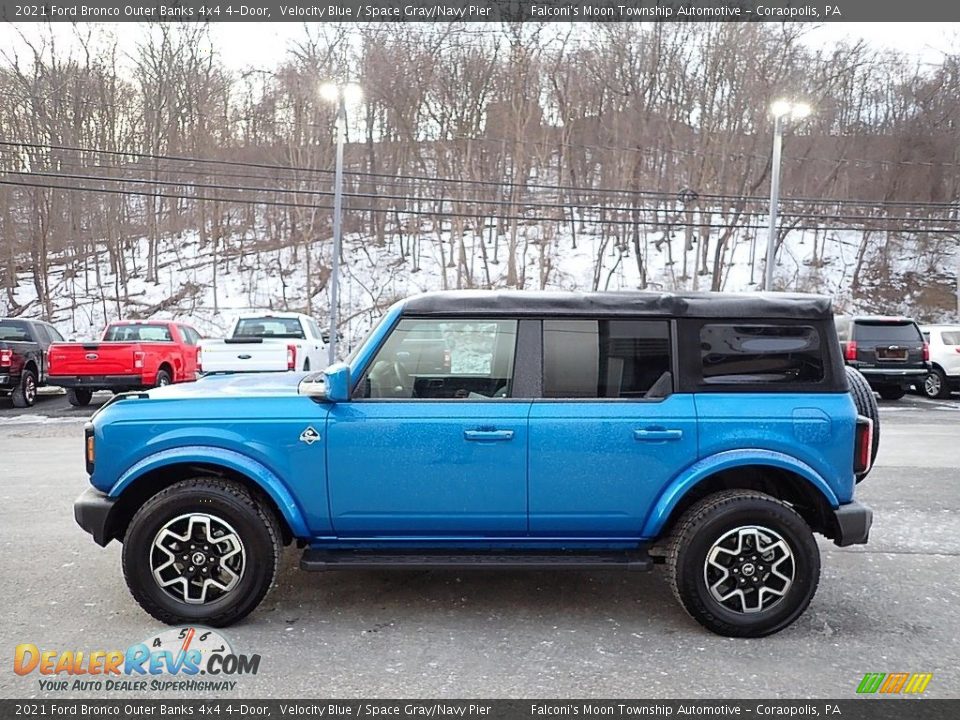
[0,0,958,23]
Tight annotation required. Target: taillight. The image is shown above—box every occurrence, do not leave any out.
[844,341,858,361]
[0,348,11,367]
[922,343,930,362]
[854,416,873,476]
[196,347,203,373]
[286,344,297,371]
[133,351,145,369]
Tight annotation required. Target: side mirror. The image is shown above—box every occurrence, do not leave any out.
[298,362,351,402]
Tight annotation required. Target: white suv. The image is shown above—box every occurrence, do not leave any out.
[919,325,960,398]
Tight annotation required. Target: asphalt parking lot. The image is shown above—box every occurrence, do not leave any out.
[1,392,958,699]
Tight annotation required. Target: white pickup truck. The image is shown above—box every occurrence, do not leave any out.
[199,313,327,374]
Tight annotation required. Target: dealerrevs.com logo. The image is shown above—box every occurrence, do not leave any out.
[14,627,261,693]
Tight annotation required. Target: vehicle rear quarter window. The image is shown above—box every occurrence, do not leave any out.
[700,324,824,384]
[357,318,518,400]
[940,331,960,345]
[104,324,173,342]
[542,319,671,399]
[852,321,922,343]
[234,318,306,339]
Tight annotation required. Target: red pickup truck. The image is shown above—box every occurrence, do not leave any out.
[47,320,202,406]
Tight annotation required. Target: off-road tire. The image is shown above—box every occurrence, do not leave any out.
[154,368,173,387]
[122,477,281,627]
[877,385,906,400]
[845,366,879,481]
[922,367,952,400]
[666,490,820,638]
[11,369,37,408]
[67,388,93,407]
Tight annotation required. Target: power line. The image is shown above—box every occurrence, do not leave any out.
[3,175,959,235]
[4,138,959,211]
[6,168,960,226]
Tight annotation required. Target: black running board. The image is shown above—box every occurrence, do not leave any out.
[300,549,653,572]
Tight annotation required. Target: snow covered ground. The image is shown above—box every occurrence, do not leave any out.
[5,221,957,353]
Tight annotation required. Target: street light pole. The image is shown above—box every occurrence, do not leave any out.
[320,82,361,365]
[764,114,784,292]
[763,99,811,292]
[328,96,346,366]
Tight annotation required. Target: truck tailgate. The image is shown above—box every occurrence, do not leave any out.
[48,343,138,376]
[199,339,291,373]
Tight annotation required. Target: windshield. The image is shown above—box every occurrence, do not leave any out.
[103,324,172,342]
[234,317,305,339]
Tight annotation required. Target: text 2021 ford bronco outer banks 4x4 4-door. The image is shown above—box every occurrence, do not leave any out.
[75,291,876,637]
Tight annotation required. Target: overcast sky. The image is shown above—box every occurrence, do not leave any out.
[0,22,955,73]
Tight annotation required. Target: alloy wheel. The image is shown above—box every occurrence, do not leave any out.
[703,525,795,614]
[150,513,245,604]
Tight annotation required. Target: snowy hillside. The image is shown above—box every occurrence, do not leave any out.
[4,222,958,353]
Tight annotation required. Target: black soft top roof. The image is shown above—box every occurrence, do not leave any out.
[401,290,832,320]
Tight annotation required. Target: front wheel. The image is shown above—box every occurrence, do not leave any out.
[666,490,820,638]
[122,478,281,626]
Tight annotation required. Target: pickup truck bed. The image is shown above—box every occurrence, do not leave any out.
[47,321,201,406]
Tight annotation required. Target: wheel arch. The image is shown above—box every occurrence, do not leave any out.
[106,449,308,545]
[643,450,841,542]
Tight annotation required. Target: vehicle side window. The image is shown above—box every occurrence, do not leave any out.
[700,324,823,384]
[45,325,65,342]
[306,318,323,339]
[178,326,199,345]
[943,331,960,345]
[542,319,671,399]
[356,318,518,400]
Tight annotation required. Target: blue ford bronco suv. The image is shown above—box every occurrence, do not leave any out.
[75,291,876,637]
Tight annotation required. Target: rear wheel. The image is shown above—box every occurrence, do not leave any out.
[67,388,93,407]
[666,490,820,638]
[878,385,906,400]
[122,477,281,626]
[155,368,173,387]
[11,369,37,408]
[845,366,879,481]
[922,368,952,399]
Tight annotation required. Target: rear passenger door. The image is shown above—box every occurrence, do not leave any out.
[527,319,698,536]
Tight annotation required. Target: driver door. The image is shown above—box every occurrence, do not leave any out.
[325,317,530,537]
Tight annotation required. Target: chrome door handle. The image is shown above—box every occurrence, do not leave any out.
[634,428,683,442]
[464,429,514,442]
